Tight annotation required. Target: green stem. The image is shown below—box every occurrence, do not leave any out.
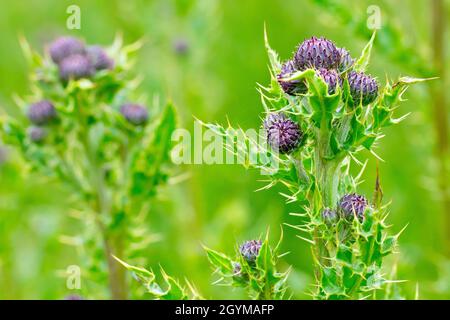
[314,124,343,208]
[315,157,341,208]
[311,121,345,298]
[74,91,127,300]
[257,281,273,300]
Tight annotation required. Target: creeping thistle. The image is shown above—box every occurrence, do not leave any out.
[0,35,177,299]
[201,29,429,299]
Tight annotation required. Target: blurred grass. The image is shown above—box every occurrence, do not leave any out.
[0,0,449,299]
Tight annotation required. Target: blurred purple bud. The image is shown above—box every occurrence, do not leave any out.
[120,103,149,126]
[27,100,56,125]
[49,36,85,64]
[173,38,189,55]
[59,54,94,81]
[28,126,47,143]
[87,45,114,71]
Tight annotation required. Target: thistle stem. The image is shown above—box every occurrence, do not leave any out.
[310,122,344,299]
[75,91,127,300]
[314,124,342,208]
[315,157,341,208]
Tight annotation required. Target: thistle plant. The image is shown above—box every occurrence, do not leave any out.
[201,29,429,299]
[204,232,289,300]
[116,232,288,300]
[0,35,177,299]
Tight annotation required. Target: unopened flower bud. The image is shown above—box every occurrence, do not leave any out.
[294,37,341,70]
[28,126,47,143]
[277,60,307,95]
[239,240,262,263]
[173,38,189,55]
[59,54,94,81]
[87,45,114,71]
[120,103,149,126]
[337,47,354,71]
[233,262,242,276]
[27,100,56,125]
[338,193,368,220]
[264,113,303,154]
[347,71,378,105]
[322,208,337,224]
[49,37,85,64]
[317,68,340,94]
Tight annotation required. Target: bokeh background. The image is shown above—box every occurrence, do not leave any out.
[0,0,449,299]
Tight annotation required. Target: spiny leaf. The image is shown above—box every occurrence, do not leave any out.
[129,101,177,198]
[204,246,234,274]
[354,31,376,72]
[264,24,282,75]
[113,255,155,283]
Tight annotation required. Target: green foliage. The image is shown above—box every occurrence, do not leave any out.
[114,257,203,300]
[0,0,447,300]
[204,232,290,300]
[0,35,177,299]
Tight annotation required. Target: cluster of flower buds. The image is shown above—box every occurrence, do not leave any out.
[277,37,378,106]
[239,239,262,263]
[25,36,150,143]
[48,36,114,82]
[321,193,369,224]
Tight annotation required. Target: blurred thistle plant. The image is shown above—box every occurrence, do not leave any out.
[204,232,290,300]
[201,27,430,299]
[0,35,177,299]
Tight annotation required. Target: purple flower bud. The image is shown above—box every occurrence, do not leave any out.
[264,113,303,154]
[337,47,354,71]
[120,103,149,126]
[277,60,307,95]
[87,45,114,71]
[233,262,242,276]
[322,208,337,224]
[59,54,94,81]
[239,240,262,263]
[339,193,368,220]
[347,71,378,105]
[173,38,189,55]
[28,126,47,143]
[317,68,341,94]
[27,100,56,125]
[294,37,341,70]
[49,37,85,64]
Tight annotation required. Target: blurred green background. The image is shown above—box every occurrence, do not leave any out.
[0,0,449,299]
